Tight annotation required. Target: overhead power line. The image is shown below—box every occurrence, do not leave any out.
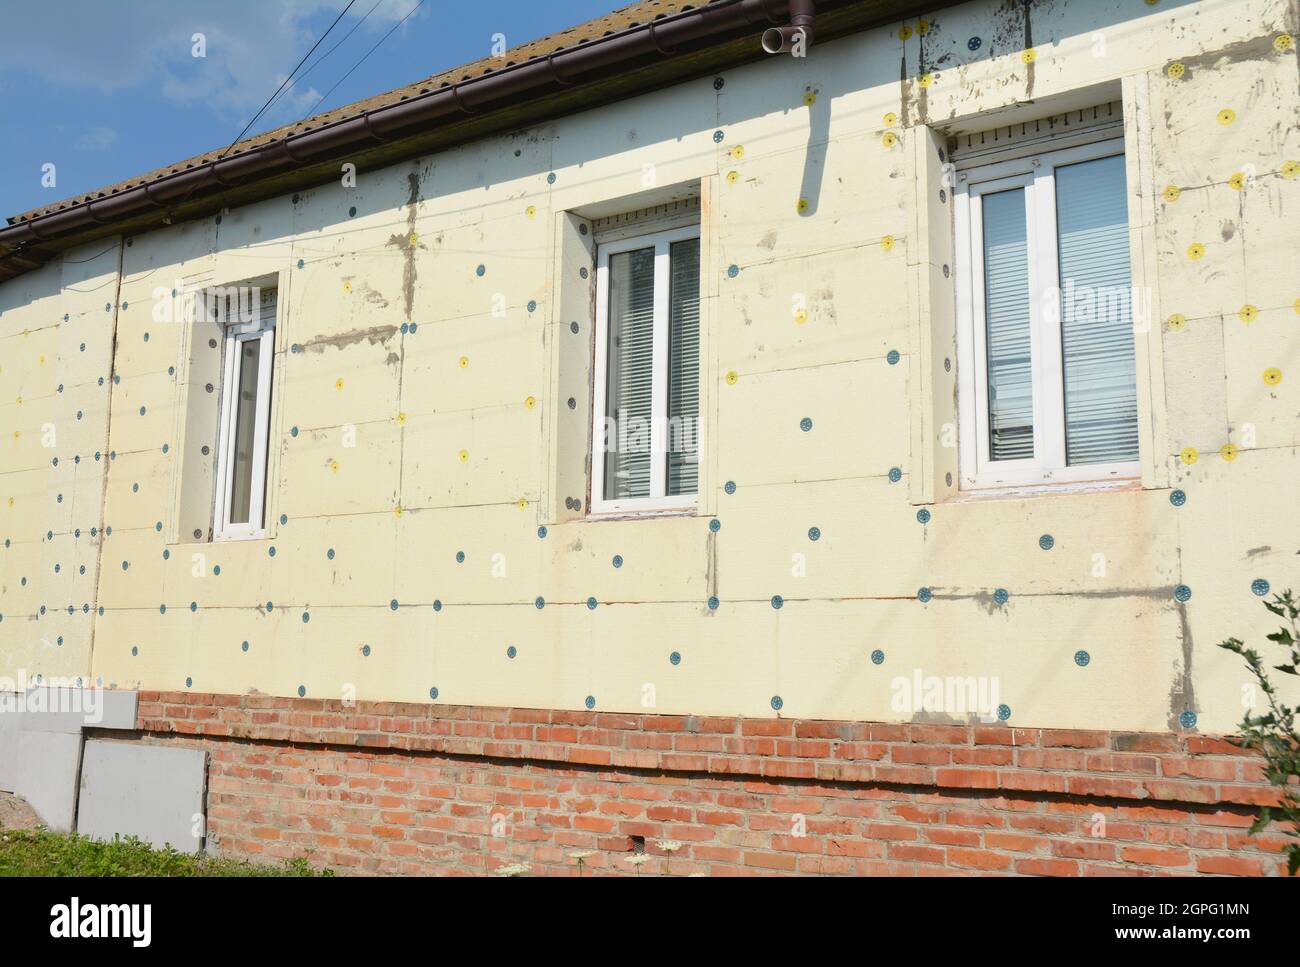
[260,0,387,121]
[304,0,427,119]
[220,0,360,158]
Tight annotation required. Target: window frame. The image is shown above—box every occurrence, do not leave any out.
[589,223,701,516]
[211,299,275,541]
[954,136,1140,491]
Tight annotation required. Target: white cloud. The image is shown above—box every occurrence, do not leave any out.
[76,126,119,151]
[0,0,427,125]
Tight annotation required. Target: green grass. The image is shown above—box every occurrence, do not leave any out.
[0,827,333,877]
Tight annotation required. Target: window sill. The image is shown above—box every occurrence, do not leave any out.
[584,504,698,522]
[209,530,269,544]
[949,477,1142,503]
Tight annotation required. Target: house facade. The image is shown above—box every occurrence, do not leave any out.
[0,0,1297,875]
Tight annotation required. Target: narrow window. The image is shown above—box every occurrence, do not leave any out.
[212,284,276,539]
[956,138,1139,489]
[591,226,700,514]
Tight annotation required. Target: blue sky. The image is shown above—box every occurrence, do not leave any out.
[0,0,624,219]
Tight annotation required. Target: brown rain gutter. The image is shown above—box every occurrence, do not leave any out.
[0,0,827,283]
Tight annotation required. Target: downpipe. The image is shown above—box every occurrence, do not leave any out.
[761,0,815,54]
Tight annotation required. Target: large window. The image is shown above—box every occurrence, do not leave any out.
[955,138,1139,489]
[590,225,700,514]
[211,285,276,539]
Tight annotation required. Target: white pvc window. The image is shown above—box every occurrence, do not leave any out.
[590,225,700,515]
[212,286,276,540]
[954,138,1140,490]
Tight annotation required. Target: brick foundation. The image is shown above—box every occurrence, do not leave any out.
[124,691,1290,876]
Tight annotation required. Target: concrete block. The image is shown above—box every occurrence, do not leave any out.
[76,740,207,853]
[0,694,22,792]
[13,730,82,831]
[18,687,138,733]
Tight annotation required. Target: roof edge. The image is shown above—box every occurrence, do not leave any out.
[0,0,915,283]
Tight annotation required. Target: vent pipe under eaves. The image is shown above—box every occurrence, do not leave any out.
[761,0,815,53]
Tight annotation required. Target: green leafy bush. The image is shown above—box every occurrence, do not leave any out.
[1219,589,1300,876]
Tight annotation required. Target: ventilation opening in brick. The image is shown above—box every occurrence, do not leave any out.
[630,835,646,854]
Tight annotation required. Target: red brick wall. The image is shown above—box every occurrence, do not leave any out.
[127,691,1290,876]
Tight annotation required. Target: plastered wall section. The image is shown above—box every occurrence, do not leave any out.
[0,0,1297,736]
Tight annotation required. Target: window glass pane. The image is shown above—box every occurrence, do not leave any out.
[981,187,1034,461]
[1056,154,1138,465]
[666,238,700,497]
[603,247,656,500]
[229,338,263,525]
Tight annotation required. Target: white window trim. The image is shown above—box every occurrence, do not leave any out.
[954,136,1140,490]
[589,224,700,516]
[212,308,275,541]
